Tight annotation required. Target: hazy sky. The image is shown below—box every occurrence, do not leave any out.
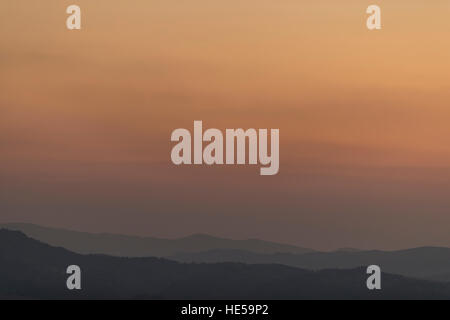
[1,1,450,250]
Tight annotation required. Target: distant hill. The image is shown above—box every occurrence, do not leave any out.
[336,248,362,253]
[0,223,313,257]
[427,273,450,282]
[1,229,449,299]
[170,247,450,281]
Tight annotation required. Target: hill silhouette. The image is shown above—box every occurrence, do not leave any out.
[4,223,450,283]
[0,223,313,257]
[170,247,450,281]
[1,229,450,299]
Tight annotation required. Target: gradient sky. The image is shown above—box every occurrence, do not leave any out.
[1,0,450,250]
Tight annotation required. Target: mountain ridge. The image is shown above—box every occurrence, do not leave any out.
[0,223,314,257]
[170,247,450,281]
[1,229,450,299]
[4,223,450,283]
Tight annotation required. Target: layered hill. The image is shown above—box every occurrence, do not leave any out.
[1,223,313,257]
[1,229,450,299]
[170,247,450,281]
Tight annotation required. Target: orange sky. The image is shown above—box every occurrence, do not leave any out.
[1,1,450,250]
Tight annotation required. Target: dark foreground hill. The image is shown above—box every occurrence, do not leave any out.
[0,223,312,257]
[1,229,450,299]
[170,247,450,282]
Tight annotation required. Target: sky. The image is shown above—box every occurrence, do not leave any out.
[1,1,450,250]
